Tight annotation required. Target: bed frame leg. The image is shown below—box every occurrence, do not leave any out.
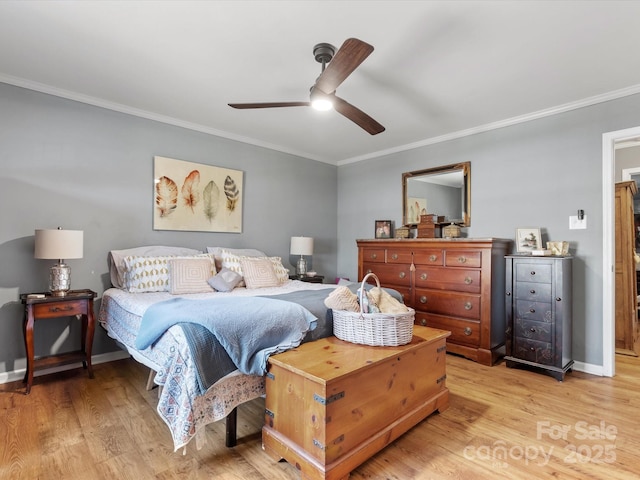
[146,368,156,391]
[225,407,237,447]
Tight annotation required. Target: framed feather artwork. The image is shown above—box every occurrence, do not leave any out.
[153,156,243,233]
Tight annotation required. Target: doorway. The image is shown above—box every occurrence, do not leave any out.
[603,126,640,376]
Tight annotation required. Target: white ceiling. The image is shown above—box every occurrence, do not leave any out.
[2,1,640,165]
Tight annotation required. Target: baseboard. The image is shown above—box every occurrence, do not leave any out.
[572,360,607,377]
[0,350,130,385]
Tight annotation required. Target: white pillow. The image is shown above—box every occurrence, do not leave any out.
[109,246,201,288]
[206,246,266,271]
[169,257,216,294]
[240,257,280,289]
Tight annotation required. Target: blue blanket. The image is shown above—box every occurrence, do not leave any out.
[135,296,317,379]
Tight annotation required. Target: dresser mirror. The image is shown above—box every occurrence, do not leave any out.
[402,162,470,226]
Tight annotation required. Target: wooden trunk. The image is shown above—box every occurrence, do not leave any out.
[262,326,450,480]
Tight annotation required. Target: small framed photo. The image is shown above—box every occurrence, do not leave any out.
[516,227,542,253]
[375,220,393,239]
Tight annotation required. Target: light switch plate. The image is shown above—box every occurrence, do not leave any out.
[569,215,587,229]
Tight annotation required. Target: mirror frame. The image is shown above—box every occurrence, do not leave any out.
[402,161,471,227]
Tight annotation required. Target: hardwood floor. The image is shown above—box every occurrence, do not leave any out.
[1,353,639,479]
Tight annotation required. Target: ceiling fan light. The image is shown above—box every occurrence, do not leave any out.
[311,98,333,111]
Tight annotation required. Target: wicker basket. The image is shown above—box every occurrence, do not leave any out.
[332,273,414,346]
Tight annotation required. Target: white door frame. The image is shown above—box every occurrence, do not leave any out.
[602,126,640,377]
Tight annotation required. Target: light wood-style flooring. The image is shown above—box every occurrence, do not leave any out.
[1,353,639,479]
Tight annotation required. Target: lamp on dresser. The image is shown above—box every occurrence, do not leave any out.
[290,236,313,277]
[34,227,84,296]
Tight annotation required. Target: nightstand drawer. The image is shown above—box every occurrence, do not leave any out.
[515,263,552,283]
[514,318,552,343]
[515,300,551,323]
[515,282,552,301]
[33,300,86,318]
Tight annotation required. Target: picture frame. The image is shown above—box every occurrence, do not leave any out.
[375,220,393,239]
[153,156,243,233]
[516,227,542,253]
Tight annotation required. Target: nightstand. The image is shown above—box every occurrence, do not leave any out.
[289,275,324,283]
[20,289,97,394]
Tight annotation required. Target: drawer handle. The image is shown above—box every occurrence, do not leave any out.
[420,273,427,280]
[420,318,427,326]
[50,306,75,313]
[458,256,467,263]
[391,253,398,260]
[556,297,562,302]
[464,327,472,336]
[366,269,373,274]
[529,308,536,313]
[506,291,511,296]
[530,327,536,333]
[530,271,536,276]
[464,277,472,285]
[464,302,472,310]
[530,347,536,352]
[530,289,536,294]
[429,254,437,262]
[419,296,427,304]
[399,271,406,279]
[371,253,377,260]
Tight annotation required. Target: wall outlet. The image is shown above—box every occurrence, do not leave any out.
[569,215,587,230]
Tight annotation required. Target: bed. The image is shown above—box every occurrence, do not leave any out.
[98,246,339,452]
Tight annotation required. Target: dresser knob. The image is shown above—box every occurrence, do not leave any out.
[420,296,427,304]
[464,277,472,285]
[556,297,562,302]
[464,302,472,310]
[420,273,427,280]
[366,269,372,274]
[464,327,472,336]
[530,271,536,276]
[530,327,536,333]
[399,271,406,279]
[420,318,427,326]
[529,308,535,313]
[429,254,437,262]
[530,347,536,352]
[391,253,398,260]
[458,256,467,263]
[530,289,536,294]
[506,292,511,296]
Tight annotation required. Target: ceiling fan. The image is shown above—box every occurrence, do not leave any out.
[228,38,385,135]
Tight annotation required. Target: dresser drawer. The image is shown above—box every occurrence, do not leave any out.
[361,248,385,263]
[514,318,552,343]
[515,282,552,302]
[386,249,413,264]
[444,250,481,268]
[414,289,480,320]
[415,312,480,347]
[515,263,552,283]
[515,300,552,323]
[412,249,443,266]
[32,300,86,319]
[513,338,553,365]
[362,263,411,287]
[414,266,481,293]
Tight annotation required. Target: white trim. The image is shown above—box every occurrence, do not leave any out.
[0,350,129,385]
[3,73,640,165]
[621,166,640,181]
[602,125,640,378]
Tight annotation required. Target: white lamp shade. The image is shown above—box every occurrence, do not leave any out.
[35,229,84,260]
[290,236,314,256]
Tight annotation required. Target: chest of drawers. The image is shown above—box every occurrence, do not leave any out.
[357,238,511,366]
[504,255,573,381]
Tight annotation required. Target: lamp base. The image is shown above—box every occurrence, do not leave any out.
[50,263,71,296]
[296,256,308,276]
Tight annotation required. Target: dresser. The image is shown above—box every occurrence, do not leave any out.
[504,255,573,381]
[357,238,511,366]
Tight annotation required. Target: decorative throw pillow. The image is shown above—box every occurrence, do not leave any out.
[207,267,243,292]
[268,256,290,284]
[240,257,280,289]
[123,253,214,293]
[169,257,216,294]
[207,247,267,272]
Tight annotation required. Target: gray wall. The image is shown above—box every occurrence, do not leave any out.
[338,92,640,367]
[0,83,337,376]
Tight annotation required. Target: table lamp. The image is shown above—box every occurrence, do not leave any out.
[34,227,84,296]
[290,236,313,277]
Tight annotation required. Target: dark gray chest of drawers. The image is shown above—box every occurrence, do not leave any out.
[505,255,573,381]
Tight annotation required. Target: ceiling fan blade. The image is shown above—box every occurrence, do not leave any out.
[315,38,374,94]
[332,95,385,135]
[229,102,310,109]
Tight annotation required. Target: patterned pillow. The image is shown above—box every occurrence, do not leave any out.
[240,257,280,289]
[207,246,267,271]
[169,257,216,294]
[123,253,214,293]
[219,249,289,285]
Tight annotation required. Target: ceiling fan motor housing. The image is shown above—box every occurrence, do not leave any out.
[313,43,336,66]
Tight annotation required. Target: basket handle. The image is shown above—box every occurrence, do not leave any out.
[359,273,381,313]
